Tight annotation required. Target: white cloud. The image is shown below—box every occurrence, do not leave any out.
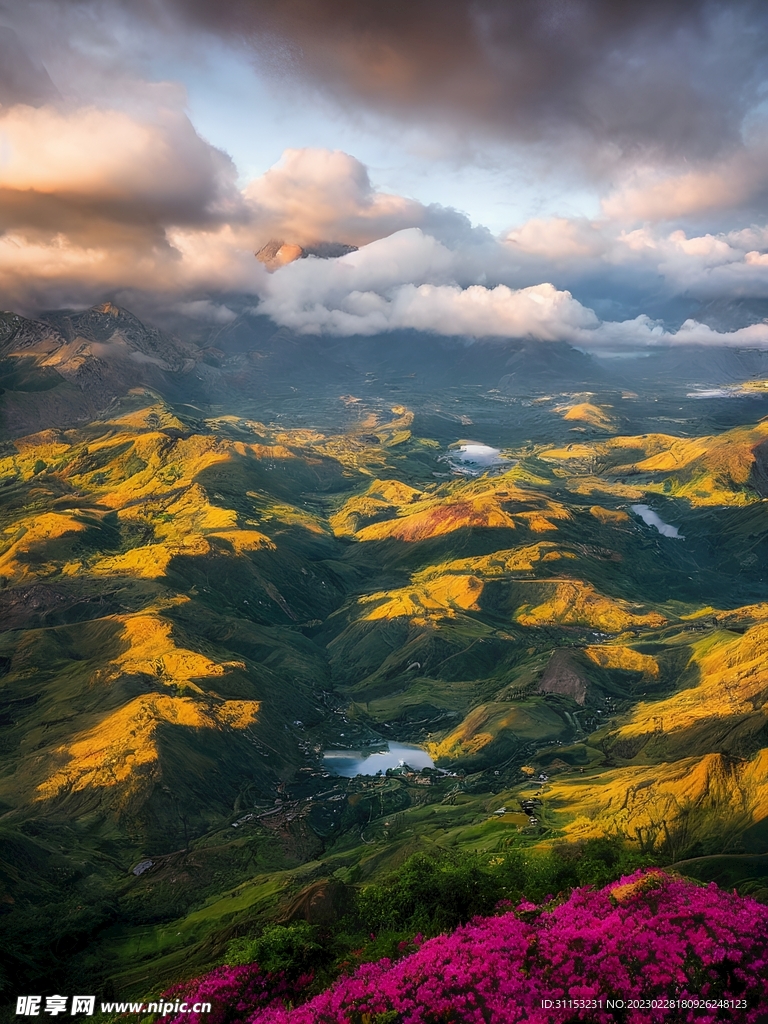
[255,227,768,350]
[0,102,242,219]
[244,148,426,246]
[504,218,604,260]
[0,48,766,352]
[636,228,768,299]
[0,111,482,308]
[601,164,752,224]
[499,212,768,304]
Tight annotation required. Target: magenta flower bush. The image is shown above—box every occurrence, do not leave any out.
[157,963,311,1024]
[156,872,768,1024]
[251,871,768,1024]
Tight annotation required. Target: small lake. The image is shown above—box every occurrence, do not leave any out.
[323,743,435,777]
[443,443,513,477]
[686,388,735,399]
[631,504,684,539]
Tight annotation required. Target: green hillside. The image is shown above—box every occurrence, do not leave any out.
[3,304,768,1002]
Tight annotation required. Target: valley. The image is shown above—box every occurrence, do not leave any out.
[2,302,768,1000]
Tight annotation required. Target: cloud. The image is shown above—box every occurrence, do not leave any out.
[0,109,477,309]
[498,211,768,308]
[651,229,768,299]
[0,26,58,106]
[254,228,598,339]
[0,96,255,308]
[254,227,768,350]
[243,147,480,248]
[174,299,237,323]
[0,103,243,230]
[245,148,420,246]
[0,77,765,343]
[0,226,252,311]
[601,144,768,223]
[505,218,605,261]
[3,99,767,343]
[0,0,765,350]
[104,0,768,172]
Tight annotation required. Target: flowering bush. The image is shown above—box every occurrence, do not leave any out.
[244,871,768,1024]
[157,963,311,1024]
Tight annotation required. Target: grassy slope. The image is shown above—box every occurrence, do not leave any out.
[2,385,768,999]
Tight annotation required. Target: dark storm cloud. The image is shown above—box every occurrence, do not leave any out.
[122,0,768,163]
[2,0,768,344]
[0,26,58,106]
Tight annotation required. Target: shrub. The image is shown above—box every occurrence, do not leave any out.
[354,839,649,936]
[227,924,325,977]
[157,963,310,1024]
[253,871,768,1023]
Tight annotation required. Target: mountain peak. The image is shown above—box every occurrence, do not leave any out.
[255,239,304,271]
[93,300,122,317]
[255,238,358,272]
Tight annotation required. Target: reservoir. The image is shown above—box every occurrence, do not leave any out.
[323,742,435,777]
[631,504,683,539]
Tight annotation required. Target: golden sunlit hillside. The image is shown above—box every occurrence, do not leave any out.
[556,401,619,431]
[4,323,768,1000]
[7,0,768,1002]
[541,418,768,505]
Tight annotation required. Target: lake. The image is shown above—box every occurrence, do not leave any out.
[443,442,513,477]
[631,503,683,539]
[323,742,435,777]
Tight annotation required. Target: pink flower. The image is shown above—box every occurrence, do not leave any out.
[165,872,768,1024]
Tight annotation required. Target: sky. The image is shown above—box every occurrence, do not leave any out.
[2,0,768,351]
